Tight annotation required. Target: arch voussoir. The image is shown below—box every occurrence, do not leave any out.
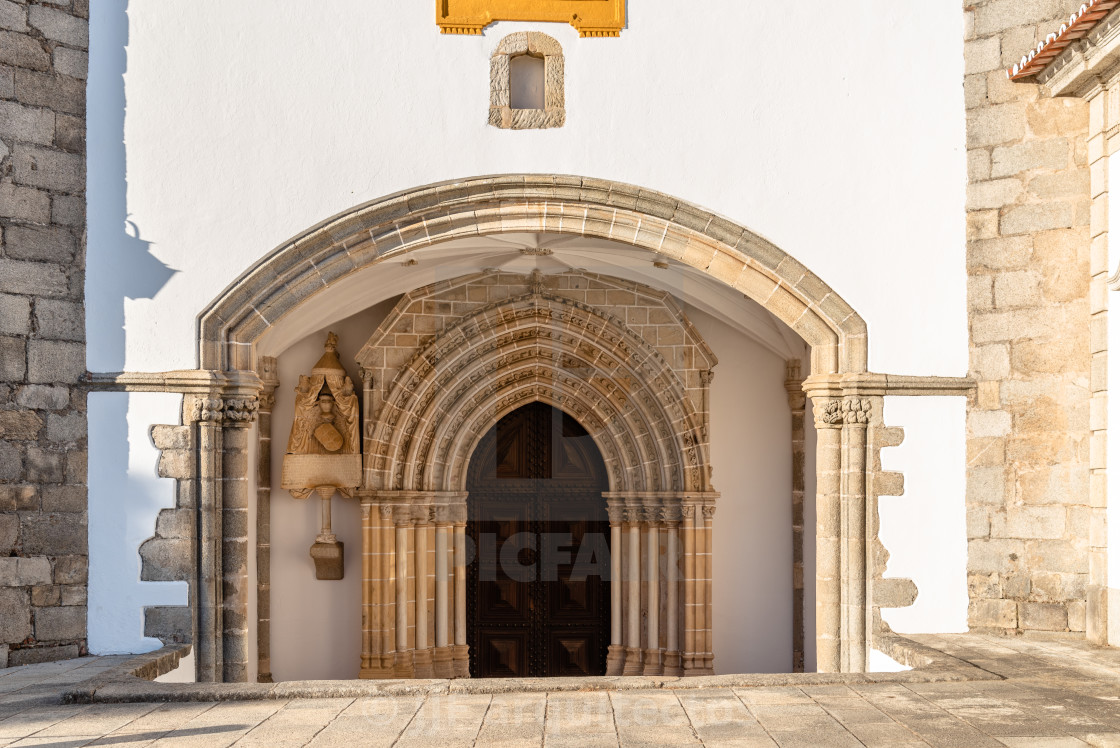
[202,175,865,377]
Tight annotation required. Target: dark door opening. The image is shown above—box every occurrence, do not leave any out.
[466,402,610,678]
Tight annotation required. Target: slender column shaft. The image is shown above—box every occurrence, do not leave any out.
[415,522,428,652]
[360,504,377,673]
[841,410,870,673]
[395,524,409,653]
[682,507,696,673]
[813,402,843,673]
[435,524,449,648]
[610,524,622,646]
[623,521,642,676]
[454,524,467,646]
[380,512,394,669]
[197,418,222,683]
[643,522,661,674]
[628,524,641,648]
[666,522,679,654]
[702,507,714,672]
[452,521,468,678]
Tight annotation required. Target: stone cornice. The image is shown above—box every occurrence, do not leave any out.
[85,369,264,397]
[802,373,974,400]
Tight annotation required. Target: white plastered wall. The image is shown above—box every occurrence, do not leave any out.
[694,309,808,674]
[269,307,390,680]
[88,392,186,654]
[83,0,973,664]
[879,397,969,635]
[86,0,967,377]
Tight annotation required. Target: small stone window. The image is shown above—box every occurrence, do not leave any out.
[489,32,564,129]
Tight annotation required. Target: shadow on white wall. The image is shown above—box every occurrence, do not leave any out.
[88,392,186,654]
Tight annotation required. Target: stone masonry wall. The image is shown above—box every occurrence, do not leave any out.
[965,0,1093,635]
[0,0,89,666]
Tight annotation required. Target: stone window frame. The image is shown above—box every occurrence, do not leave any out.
[489,32,565,129]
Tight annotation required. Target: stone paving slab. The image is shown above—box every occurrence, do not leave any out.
[0,634,1118,745]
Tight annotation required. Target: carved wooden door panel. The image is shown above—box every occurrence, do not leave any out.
[467,402,609,678]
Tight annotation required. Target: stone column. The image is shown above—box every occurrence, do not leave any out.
[254,360,278,683]
[221,398,258,683]
[433,509,452,677]
[359,500,381,677]
[453,514,469,677]
[192,397,224,683]
[624,515,642,675]
[643,513,660,675]
[681,503,697,675]
[812,397,843,673]
[700,503,715,673]
[840,398,871,673]
[664,513,681,676]
[413,509,432,678]
[379,504,395,673]
[606,506,624,675]
[394,511,413,677]
[785,360,807,673]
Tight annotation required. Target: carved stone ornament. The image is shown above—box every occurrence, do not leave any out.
[224,398,259,424]
[280,332,363,498]
[192,397,224,423]
[842,398,872,425]
[280,332,363,580]
[813,399,843,427]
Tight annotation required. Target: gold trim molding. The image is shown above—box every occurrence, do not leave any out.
[437,0,625,37]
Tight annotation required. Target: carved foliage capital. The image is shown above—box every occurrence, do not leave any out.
[813,399,843,428]
[842,398,872,425]
[188,395,259,425]
[225,397,259,424]
[191,397,224,423]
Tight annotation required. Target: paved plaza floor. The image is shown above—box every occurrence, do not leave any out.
[1,635,1120,746]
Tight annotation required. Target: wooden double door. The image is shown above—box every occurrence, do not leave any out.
[466,402,610,678]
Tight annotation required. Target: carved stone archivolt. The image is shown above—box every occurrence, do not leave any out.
[352,269,719,679]
[356,270,716,496]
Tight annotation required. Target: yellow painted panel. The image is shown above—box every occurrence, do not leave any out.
[437,0,625,37]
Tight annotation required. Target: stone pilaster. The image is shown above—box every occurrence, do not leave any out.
[785,360,807,673]
[811,396,843,672]
[840,398,871,673]
[254,357,277,683]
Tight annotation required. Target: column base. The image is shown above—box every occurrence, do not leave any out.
[413,648,434,678]
[453,644,470,678]
[641,649,662,675]
[623,647,643,675]
[663,651,681,676]
[432,646,454,678]
[606,645,626,676]
[393,650,414,678]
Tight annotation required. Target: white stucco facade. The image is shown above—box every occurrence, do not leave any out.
[83,0,972,675]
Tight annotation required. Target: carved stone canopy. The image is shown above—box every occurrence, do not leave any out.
[280,332,362,498]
